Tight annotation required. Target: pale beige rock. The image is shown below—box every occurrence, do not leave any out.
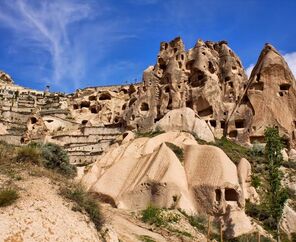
[237,158,260,204]
[282,149,289,162]
[223,209,253,238]
[289,148,296,161]
[280,202,296,237]
[245,44,296,146]
[155,107,215,142]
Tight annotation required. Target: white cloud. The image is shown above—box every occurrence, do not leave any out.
[245,52,296,78]
[283,52,296,78]
[0,0,135,91]
[0,0,92,90]
[245,64,255,77]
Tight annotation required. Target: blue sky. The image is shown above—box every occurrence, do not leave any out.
[0,0,296,93]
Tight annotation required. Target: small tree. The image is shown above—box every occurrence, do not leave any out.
[264,127,288,241]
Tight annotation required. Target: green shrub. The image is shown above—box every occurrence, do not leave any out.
[138,235,156,242]
[249,141,265,156]
[227,232,272,242]
[214,137,250,164]
[135,130,164,138]
[165,142,184,163]
[40,143,76,177]
[16,145,41,164]
[251,174,261,188]
[141,205,180,227]
[178,209,207,233]
[0,188,19,207]
[60,184,104,230]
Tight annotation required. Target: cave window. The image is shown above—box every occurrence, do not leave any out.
[46,120,54,123]
[174,47,178,53]
[122,103,127,110]
[250,82,264,91]
[140,102,149,111]
[164,86,170,93]
[225,188,238,201]
[121,88,128,94]
[186,100,193,109]
[129,85,137,95]
[88,95,97,101]
[20,137,24,144]
[210,120,217,128]
[30,117,37,124]
[256,74,261,81]
[215,189,221,202]
[208,61,215,74]
[241,95,249,104]
[164,43,168,50]
[80,101,90,108]
[190,71,206,87]
[280,83,291,91]
[198,106,213,117]
[90,106,98,114]
[129,98,137,107]
[235,119,245,128]
[228,82,233,88]
[99,93,111,100]
[167,97,173,110]
[220,120,226,129]
[181,54,184,60]
[229,130,238,138]
[73,104,79,109]
[225,76,231,82]
[279,92,284,97]
[186,60,195,70]
[81,120,88,125]
[178,62,182,69]
[114,117,119,123]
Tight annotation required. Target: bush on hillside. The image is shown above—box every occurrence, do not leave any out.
[60,184,104,230]
[16,145,41,165]
[17,142,76,177]
[40,143,76,177]
[0,188,19,207]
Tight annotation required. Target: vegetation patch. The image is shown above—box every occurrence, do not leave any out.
[141,205,180,227]
[165,142,184,163]
[178,209,207,233]
[16,142,76,177]
[135,130,164,138]
[138,235,156,242]
[0,188,19,207]
[16,145,42,165]
[226,232,272,242]
[60,184,104,230]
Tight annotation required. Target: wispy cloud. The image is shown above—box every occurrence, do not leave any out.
[0,0,94,90]
[283,52,296,78]
[245,64,255,77]
[0,0,138,92]
[245,52,296,78]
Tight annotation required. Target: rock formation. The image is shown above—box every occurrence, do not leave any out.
[82,131,256,237]
[244,44,296,146]
[1,37,296,239]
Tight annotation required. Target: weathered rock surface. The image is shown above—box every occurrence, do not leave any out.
[245,44,296,145]
[237,158,260,204]
[280,202,296,237]
[154,107,215,142]
[82,131,256,237]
